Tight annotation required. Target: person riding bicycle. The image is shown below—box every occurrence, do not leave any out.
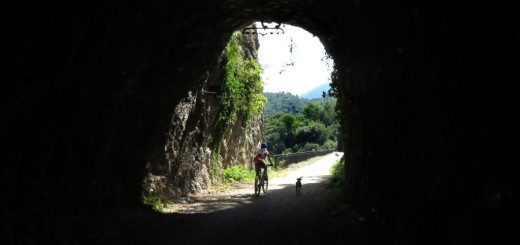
[253,142,272,178]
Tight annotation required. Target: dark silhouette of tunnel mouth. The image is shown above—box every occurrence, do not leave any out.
[3,2,515,244]
[242,21,285,35]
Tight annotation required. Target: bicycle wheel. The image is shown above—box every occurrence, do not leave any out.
[262,172,268,193]
[254,175,260,197]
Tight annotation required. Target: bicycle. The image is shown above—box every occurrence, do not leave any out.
[254,163,271,197]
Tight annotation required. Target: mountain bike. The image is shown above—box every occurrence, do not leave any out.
[254,163,270,197]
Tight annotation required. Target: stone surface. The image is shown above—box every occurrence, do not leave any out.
[143,27,263,200]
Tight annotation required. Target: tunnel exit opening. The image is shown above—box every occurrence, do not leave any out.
[235,22,340,155]
[142,18,345,214]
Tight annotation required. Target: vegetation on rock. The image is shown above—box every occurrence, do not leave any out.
[211,32,266,181]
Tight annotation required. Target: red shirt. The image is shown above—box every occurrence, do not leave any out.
[254,148,269,164]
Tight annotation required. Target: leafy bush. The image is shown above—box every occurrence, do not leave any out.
[223,165,255,182]
[275,159,286,169]
[322,139,337,150]
[143,193,173,212]
[329,159,344,187]
[303,142,320,151]
[220,32,266,127]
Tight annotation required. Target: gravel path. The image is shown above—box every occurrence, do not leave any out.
[142,152,370,245]
[94,152,369,245]
[165,152,341,214]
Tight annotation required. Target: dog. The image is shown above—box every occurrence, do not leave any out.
[296,177,302,196]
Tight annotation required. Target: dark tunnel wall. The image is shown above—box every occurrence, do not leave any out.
[1,0,518,244]
[336,1,519,244]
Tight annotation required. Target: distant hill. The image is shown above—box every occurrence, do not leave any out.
[263,91,336,118]
[263,92,305,117]
[300,83,330,99]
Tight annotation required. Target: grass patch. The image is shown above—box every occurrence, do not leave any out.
[219,156,326,185]
[223,164,256,183]
[143,193,173,212]
[219,155,334,187]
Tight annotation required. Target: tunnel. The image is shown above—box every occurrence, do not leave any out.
[2,1,518,244]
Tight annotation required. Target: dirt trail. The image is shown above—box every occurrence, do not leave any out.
[101,152,369,245]
[166,152,342,214]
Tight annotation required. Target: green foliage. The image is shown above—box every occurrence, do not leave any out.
[329,159,344,187]
[223,165,255,182]
[263,91,338,119]
[322,139,337,149]
[322,100,337,125]
[263,92,306,117]
[280,113,301,133]
[210,32,266,182]
[302,102,324,121]
[326,68,346,150]
[219,32,266,127]
[295,121,328,145]
[264,112,303,153]
[303,142,320,151]
[143,193,173,212]
[263,91,339,154]
[264,96,338,154]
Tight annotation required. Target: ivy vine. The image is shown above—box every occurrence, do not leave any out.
[210,32,267,181]
[219,32,266,126]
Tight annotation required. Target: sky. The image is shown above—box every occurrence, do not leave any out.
[255,22,334,96]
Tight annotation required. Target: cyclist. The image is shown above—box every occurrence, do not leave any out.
[253,142,272,178]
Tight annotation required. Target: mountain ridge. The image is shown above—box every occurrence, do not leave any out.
[301,83,330,99]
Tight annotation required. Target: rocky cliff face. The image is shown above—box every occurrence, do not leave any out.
[143,30,263,199]
[219,31,263,169]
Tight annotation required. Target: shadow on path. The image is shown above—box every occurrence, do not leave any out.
[84,153,370,245]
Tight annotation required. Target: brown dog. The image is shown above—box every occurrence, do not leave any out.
[296,177,302,196]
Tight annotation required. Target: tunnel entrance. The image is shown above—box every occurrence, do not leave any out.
[4,1,516,244]
[247,22,340,155]
[142,20,342,215]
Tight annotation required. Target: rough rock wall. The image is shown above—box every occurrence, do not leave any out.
[220,32,263,170]
[220,113,263,169]
[143,30,263,199]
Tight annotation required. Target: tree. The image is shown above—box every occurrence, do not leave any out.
[264,112,302,154]
[302,102,324,122]
[295,121,328,147]
[322,100,337,126]
[263,92,339,154]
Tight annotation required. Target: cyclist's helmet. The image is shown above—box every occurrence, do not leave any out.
[261,142,268,149]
